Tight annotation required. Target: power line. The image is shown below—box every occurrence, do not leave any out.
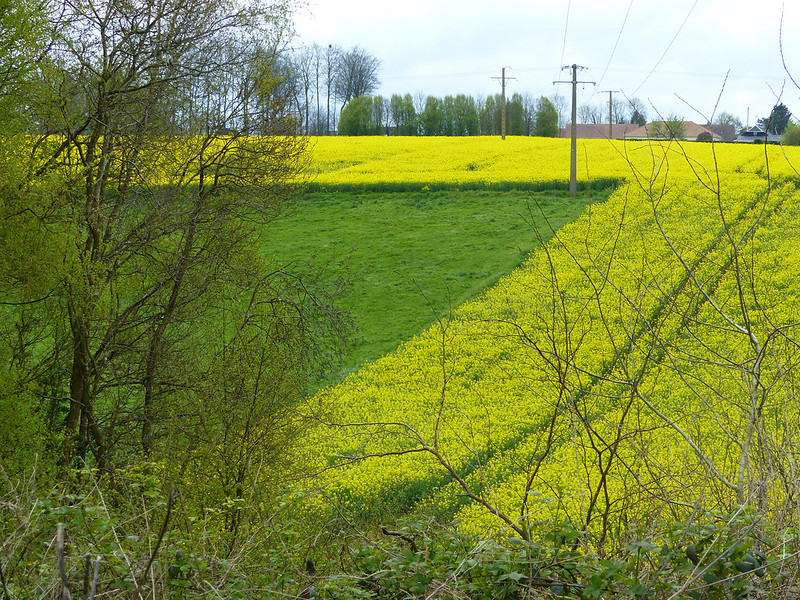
[593,0,635,93]
[559,0,572,70]
[554,0,572,95]
[631,0,699,96]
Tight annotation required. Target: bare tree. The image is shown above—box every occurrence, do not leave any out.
[713,110,743,130]
[324,44,341,134]
[611,96,629,123]
[549,93,568,129]
[289,43,316,135]
[626,95,648,125]
[414,90,427,116]
[334,45,381,109]
[578,102,604,124]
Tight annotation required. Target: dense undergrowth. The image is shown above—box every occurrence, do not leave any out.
[2,466,797,599]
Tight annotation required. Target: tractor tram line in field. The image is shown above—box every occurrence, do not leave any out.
[300,137,800,551]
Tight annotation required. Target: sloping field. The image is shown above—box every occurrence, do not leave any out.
[265,188,606,378]
[300,137,800,549]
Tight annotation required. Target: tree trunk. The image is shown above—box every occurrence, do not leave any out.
[60,307,90,471]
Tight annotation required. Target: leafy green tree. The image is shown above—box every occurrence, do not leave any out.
[762,102,792,134]
[0,0,57,478]
[480,95,499,135]
[389,93,418,135]
[372,95,389,134]
[782,120,800,145]
[630,109,646,126]
[628,96,647,126]
[0,0,47,132]
[439,96,456,136]
[443,94,479,136]
[478,93,525,136]
[339,95,379,135]
[533,96,559,137]
[421,96,444,135]
[507,93,526,135]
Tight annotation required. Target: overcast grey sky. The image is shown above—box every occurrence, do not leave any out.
[294,0,800,126]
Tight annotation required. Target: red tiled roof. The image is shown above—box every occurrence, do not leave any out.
[559,123,640,139]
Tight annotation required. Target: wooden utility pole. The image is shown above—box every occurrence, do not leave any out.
[601,90,620,139]
[492,68,516,140]
[501,68,506,140]
[554,64,594,197]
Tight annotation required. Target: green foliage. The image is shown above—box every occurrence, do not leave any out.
[417,94,483,136]
[696,131,714,142]
[339,95,383,135]
[304,177,620,194]
[0,382,48,480]
[764,102,792,134]
[444,94,481,135]
[1,470,791,600]
[534,96,559,137]
[0,0,48,131]
[0,0,343,483]
[389,93,418,135]
[507,93,527,135]
[479,93,526,136]
[306,508,785,600]
[0,465,326,599]
[782,120,800,145]
[421,95,444,135]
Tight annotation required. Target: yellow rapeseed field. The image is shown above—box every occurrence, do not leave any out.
[304,135,798,190]
[300,136,800,546]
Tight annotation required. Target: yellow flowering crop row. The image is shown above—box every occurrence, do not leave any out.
[304,135,800,191]
[299,137,800,545]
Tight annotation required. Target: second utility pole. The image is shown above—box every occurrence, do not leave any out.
[601,90,620,139]
[554,64,594,197]
[492,67,516,140]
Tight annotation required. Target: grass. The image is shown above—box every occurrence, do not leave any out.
[264,188,611,380]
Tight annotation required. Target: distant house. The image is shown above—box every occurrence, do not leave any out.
[559,123,640,140]
[624,121,721,141]
[559,121,725,141]
[736,124,782,143]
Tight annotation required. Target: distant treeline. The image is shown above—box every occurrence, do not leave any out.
[283,43,656,136]
[337,93,561,137]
